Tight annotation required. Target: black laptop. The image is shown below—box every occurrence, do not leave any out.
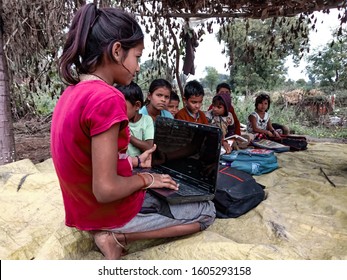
[141,117,222,204]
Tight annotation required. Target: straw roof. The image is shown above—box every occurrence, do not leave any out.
[122,1,347,93]
[162,0,346,19]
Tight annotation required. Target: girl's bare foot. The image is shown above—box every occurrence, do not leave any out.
[92,231,127,260]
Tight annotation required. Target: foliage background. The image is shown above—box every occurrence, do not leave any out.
[1,1,346,139]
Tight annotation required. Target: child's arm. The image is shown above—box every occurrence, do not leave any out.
[266,119,281,138]
[130,136,153,152]
[248,115,273,137]
[222,139,232,154]
[92,126,178,203]
[130,115,154,152]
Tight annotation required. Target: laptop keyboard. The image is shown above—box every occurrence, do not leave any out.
[176,182,207,196]
[150,168,208,196]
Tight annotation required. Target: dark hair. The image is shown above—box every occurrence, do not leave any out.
[216,82,231,93]
[143,78,172,105]
[148,78,172,94]
[184,80,204,99]
[59,3,144,85]
[255,93,271,111]
[170,90,180,102]
[116,82,144,107]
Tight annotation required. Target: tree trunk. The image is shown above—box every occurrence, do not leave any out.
[0,13,16,165]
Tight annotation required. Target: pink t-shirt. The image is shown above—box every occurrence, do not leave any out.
[51,80,145,230]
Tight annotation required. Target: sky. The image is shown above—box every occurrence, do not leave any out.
[142,9,343,81]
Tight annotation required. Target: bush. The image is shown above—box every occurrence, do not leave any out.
[12,71,61,119]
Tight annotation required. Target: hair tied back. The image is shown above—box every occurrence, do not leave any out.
[90,10,100,28]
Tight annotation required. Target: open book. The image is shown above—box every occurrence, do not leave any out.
[224,134,249,143]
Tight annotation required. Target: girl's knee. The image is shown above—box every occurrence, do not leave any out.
[199,201,216,230]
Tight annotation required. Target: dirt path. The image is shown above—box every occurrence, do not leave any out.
[14,117,51,164]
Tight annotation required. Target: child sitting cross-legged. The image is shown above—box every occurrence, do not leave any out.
[51,3,216,260]
[247,93,282,139]
[206,93,237,154]
[116,82,154,157]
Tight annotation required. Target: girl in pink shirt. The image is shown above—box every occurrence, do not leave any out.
[51,3,215,260]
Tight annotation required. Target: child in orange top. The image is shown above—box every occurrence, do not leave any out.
[175,80,208,124]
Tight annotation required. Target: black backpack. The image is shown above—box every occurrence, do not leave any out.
[270,135,308,151]
[213,166,266,218]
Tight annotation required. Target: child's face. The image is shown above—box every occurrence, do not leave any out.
[115,42,144,85]
[148,87,171,111]
[217,87,231,95]
[217,87,232,104]
[184,95,203,115]
[212,103,225,116]
[257,99,269,112]
[125,100,140,121]
[167,100,179,116]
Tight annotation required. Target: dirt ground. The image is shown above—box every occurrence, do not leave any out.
[14,116,52,164]
[13,116,347,164]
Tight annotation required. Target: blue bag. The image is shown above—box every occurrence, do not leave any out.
[221,149,278,175]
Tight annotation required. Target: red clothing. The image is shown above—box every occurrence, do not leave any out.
[175,107,209,124]
[51,80,145,231]
[208,104,241,135]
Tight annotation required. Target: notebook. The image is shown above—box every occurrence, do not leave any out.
[252,139,290,152]
[139,117,222,204]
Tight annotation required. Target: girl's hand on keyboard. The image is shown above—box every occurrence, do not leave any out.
[151,174,179,190]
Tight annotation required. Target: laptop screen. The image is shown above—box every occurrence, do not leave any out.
[152,117,222,191]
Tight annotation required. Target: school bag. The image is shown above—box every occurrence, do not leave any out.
[220,149,279,176]
[252,139,290,152]
[270,135,308,151]
[213,166,266,218]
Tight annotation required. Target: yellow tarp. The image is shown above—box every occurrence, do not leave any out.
[1,142,347,260]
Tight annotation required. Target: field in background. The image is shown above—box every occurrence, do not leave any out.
[202,89,347,139]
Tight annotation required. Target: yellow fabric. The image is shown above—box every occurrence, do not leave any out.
[1,143,346,260]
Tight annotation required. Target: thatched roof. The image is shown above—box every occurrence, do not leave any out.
[121,1,347,94]
[163,0,346,19]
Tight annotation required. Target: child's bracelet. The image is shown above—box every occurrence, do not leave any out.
[140,172,155,189]
[135,155,141,168]
[137,173,147,189]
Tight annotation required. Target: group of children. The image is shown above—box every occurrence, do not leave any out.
[50,3,288,261]
[118,78,287,157]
